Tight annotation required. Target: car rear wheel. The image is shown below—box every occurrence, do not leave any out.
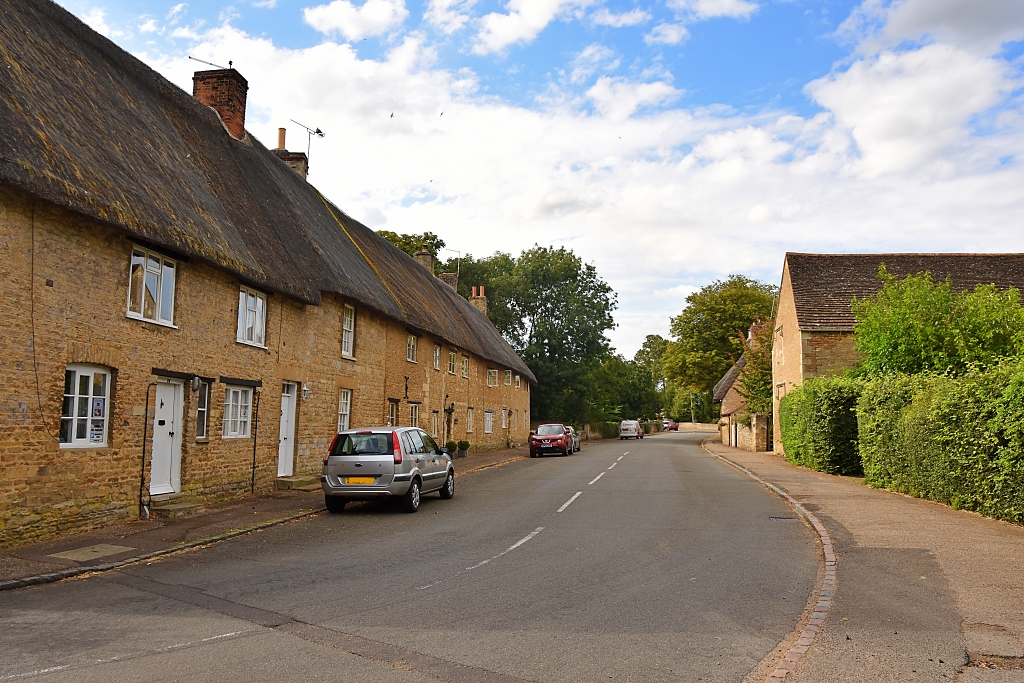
[402,479,421,513]
[325,495,346,513]
[439,471,455,499]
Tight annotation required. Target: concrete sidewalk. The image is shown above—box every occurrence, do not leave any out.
[704,439,1024,683]
[0,445,529,590]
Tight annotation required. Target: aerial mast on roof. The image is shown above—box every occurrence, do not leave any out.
[290,119,325,168]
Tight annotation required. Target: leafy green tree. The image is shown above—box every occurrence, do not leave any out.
[736,321,774,416]
[439,252,519,341]
[852,266,1024,376]
[634,334,669,386]
[376,230,446,262]
[663,275,777,393]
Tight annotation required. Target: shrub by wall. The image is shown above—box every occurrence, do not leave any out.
[858,365,1024,523]
[778,377,862,475]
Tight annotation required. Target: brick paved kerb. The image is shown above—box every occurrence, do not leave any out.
[700,438,836,682]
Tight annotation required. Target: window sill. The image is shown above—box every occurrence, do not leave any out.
[222,434,252,439]
[341,354,357,362]
[126,313,178,329]
[59,443,109,450]
[235,339,268,350]
[195,438,210,444]
[407,359,418,364]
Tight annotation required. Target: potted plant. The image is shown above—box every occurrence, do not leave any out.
[457,440,470,458]
[445,440,458,456]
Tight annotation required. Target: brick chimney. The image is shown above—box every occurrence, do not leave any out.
[414,246,436,274]
[470,285,487,315]
[439,272,458,290]
[271,127,309,180]
[192,69,248,140]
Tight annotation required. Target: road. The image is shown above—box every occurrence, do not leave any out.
[0,432,819,683]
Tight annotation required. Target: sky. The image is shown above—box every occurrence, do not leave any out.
[59,0,1024,357]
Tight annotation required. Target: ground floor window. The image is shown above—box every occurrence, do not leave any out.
[223,386,252,437]
[387,400,399,426]
[61,365,111,447]
[467,407,474,433]
[195,381,210,439]
[338,388,352,432]
[501,408,508,429]
[431,410,439,437]
[409,403,419,428]
[484,410,494,434]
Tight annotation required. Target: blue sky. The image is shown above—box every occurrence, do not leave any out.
[61,0,1024,355]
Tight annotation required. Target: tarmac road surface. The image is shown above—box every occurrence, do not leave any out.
[0,433,818,682]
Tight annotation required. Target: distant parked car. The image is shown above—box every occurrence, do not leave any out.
[322,427,454,514]
[666,421,678,431]
[662,419,671,429]
[531,423,571,457]
[566,426,581,452]
[620,420,643,439]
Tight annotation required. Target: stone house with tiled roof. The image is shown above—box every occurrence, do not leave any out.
[772,252,1024,454]
[0,0,534,546]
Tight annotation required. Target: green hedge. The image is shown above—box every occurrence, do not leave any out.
[778,377,862,475]
[858,366,1024,523]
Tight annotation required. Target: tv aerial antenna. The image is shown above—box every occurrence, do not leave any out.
[188,56,232,69]
[290,119,325,162]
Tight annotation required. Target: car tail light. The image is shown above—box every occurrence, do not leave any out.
[393,430,402,464]
[324,434,340,465]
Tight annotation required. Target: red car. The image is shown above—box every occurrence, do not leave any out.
[530,423,571,457]
[666,421,678,431]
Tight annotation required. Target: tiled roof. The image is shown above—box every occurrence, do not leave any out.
[0,0,534,382]
[786,253,1024,331]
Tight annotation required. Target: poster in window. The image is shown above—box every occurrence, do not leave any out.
[92,397,105,417]
[90,420,104,443]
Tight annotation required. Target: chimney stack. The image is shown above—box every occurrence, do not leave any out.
[440,272,458,290]
[414,246,436,274]
[270,126,309,180]
[470,285,487,315]
[192,69,248,140]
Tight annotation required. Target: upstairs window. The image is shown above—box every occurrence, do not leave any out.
[487,369,498,387]
[342,305,355,358]
[60,365,111,447]
[237,286,267,347]
[461,356,469,378]
[448,350,457,374]
[433,345,441,371]
[127,247,175,326]
[222,386,252,438]
[504,370,512,386]
[515,375,521,389]
[407,334,418,362]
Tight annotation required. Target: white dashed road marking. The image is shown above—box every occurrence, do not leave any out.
[557,492,583,512]
[417,528,545,589]
[608,462,617,470]
[588,472,605,485]
[618,455,624,461]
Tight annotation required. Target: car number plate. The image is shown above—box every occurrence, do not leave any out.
[344,476,375,485]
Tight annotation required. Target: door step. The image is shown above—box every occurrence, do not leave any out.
[276,475,320,491]
[150,502,205,519]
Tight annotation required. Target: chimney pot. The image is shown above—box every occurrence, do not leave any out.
[192,69,249,140]
[277,127,286,150]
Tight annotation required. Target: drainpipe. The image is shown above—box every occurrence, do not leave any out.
[138,382,157,519]
[250,390,262,494]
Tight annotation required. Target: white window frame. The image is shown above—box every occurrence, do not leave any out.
[60,364,111,447]
[195,381,210,439]
[407,334,418,363]
[126,246,176,327]
[433,345,441,371]
[501,408,508,429]
[504,370,512,386]
[342,305,355,358]
[467,407,474,433]
[236,286,267,348]
[387,401,399,426]
[431,410,439,437]
[409,403,419,427]
[487,369,498,387]
[222,386,252,438]
[448,350,457,374]
[515,375,521,389]
[484,410,494,434]
[461,356,469,378]
[337,388,352,432]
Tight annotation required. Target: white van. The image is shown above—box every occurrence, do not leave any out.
[619,420,643,440]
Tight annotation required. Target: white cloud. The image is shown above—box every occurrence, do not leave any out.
[82,8,113,37]
[667,0,757,19]
[303,0,409,40]
[139,18,159,33]
[253,0,279,8]
[841,0,1024,56]
[591,7,650,27]
[807,43,1011,175]
[569,44,619,83]
[473,0,595,54]
[644,22,688,44]
[425,0,478,33]
[586,76,681,120]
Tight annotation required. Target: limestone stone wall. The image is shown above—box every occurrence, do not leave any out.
[0,186,531,548]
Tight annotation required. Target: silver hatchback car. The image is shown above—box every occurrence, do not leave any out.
[321,426,455,513]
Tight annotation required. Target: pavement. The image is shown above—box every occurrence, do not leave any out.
[0,446,529,590]
[704,438,1024,683]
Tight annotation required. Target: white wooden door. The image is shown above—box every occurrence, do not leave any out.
[150,382,183,495]
[278,383,297,477]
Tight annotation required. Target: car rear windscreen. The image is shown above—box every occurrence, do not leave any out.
[536,424,563,435]
[331,433,393,456]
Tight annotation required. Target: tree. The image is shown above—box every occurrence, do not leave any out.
[736,321,774,416]
[634,334,669,386]
[376,230,446,262]
[439,252,519,342]
[663,275,777,394]
[852,265,1024,376]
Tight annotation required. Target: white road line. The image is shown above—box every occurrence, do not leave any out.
[608,462,617,470]
[588,472,605,485]
[1,665,70,680]
[419,527,545,588]
[202,631,242,642]
[558,492,583,512]
[623,452,629,455]
[618,455,624,461]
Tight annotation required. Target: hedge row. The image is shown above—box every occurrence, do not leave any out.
[778,377,862,475]
[779,366,1024,524]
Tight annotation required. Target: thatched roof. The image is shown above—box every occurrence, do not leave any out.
[0,0,535,382]
[786,253,1024,332]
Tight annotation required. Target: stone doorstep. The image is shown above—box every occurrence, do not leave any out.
[276,475,320,490]
[149,502,206,519]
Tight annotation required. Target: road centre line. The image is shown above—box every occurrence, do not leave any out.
[417,527,545,589]
[623,452,629,455]
[618,455,624,461]
[557,492,583,512]
[588,472,605,485]
[608,462,617,470]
